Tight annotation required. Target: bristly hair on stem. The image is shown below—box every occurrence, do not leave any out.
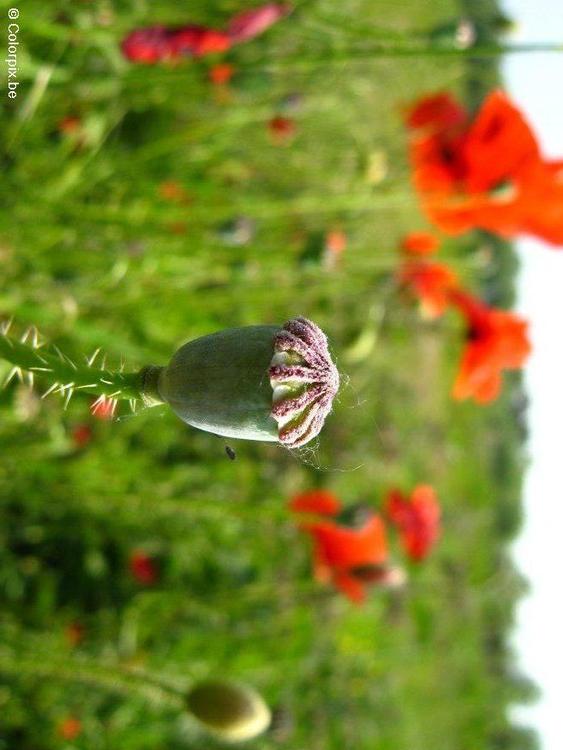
[0,320,146,413]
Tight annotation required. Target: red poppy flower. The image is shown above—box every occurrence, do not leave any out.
[325,229,347,256]
[323,228,347,268]
[122,4,291,65]
[177,28,231,57]
[268,115,296,144]
[57,717,82,741]
[58,116,82,136]
[405,90,563,245]
[227,2,292,43]
[121,25,231,63]
[158,180,192,205]
[289,489,341,516]
[404,92,467,132]
[290,491,389,603]
[129,551,158,585]
[398,259,459,319]
[121,26,178,64]
[209,62,235,86]
[71,424,92,449]
[65,621,86,647]
[400,231,440,257]
[385,485,441,561]
[449,290,531,403]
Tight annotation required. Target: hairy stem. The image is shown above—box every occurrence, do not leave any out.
[0,651,185,708]
[0,325,153,405]
[246,42,563,71]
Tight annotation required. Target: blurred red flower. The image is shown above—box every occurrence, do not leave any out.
[122,25,231,63]
[158,180,192,204]
[290,489,342,516]
[268,115,296,144]
[129,551,158,585]
[398,259,459,319]
[325,229,347,255]
[57,717,82,741]
[65,621,85,648]
[405,90,563,245]
[121,26,177,64]
[71,423,93,449]
[290,491,389,603]
[209,62,235,86]
[227,2,292,43]
[400,231,440,257]
[122,4,292,64]
[385,485,441,561]
[58,116,82,136]
[449,290,531,403]
[323,228,347,268]
[404,92,466,132]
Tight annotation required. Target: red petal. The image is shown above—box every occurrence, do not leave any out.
[289,490,341,516]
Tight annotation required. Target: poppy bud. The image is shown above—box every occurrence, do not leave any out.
[140,317,339,448]
[186,680,271,742]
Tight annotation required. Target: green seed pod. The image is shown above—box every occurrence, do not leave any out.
[186,680,271,742]
[141,317,339,448]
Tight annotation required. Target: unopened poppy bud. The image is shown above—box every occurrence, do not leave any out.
[186,680,271,742]
[140,317,339,448]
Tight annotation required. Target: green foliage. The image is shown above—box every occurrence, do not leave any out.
[1,0,535,748]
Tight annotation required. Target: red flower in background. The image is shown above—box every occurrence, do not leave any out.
[400,231,440,257]
[405,90,563,245]
[129,551,158,585]
[58,115,82,136]
[227,2,292,43]
[449,290,531,403]
[404,92,466,132]
[290,489,342,516]
[57,717,82,741]
[325,229,347,256]
[323,228,347,268]
[122,25,231,63]
[289,491,389,603]
[122,3,291,64]
[385,485,441,561]
[65,621,86,648]
[209,62,235,86]
[268,115,296,144]
[398,259,459,319]
[158,180,192,205]
[121,26,180,64]
[180,28,231,57]
[71,423,93,449]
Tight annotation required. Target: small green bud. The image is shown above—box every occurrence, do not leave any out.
[141,317,339,448]
[186,680,271,742]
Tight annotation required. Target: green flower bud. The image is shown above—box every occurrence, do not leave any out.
[186,680,271,742]
[141,317,339,448]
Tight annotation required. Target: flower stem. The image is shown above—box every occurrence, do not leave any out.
[0,325,150,405]
[0,651,185,709]
[246,42,563,70]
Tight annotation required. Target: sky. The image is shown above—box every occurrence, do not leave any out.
[501,1,563,748]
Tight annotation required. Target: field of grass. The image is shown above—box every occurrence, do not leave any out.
[0,1,538,748]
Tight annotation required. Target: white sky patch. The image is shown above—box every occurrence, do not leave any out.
[502,1,563,748]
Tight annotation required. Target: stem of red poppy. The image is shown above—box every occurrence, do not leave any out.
[0,652,187,708]
[0,325,151,405]
[27,190,416,230]
[243,42,563,70]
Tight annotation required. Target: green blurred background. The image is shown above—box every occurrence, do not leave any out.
[0,0,537,748]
